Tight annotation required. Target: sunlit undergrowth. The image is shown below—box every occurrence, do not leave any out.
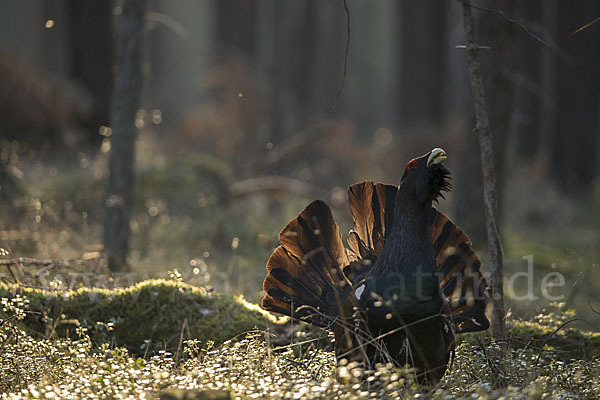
[0,279,285,355]
[1,287,599,399]
[1,148,311,301]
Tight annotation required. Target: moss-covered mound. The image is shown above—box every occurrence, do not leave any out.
[0,279,285,354]
[2,278,597,361]
[507,320,600,358]
[461,319,600,360]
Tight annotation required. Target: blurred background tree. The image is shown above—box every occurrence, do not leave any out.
[0,0,598,325]
[104,0,148,272]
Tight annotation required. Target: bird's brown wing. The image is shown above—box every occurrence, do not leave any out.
[347,181,397,260]
[346,181,490,333]
[262,200,352,328]
[429,208,490,333]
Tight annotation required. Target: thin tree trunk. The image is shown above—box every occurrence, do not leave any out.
[513,1,542,159]
[550,1,600,193]
[215,0,257,63]
[0,160,19,205]
[67,0,113,143]
[455,0,518,246]
[538,0,558,163]
[461,0,505,339]
[398,1,446,127]
[103,0,147,272]
[307,0,344,122]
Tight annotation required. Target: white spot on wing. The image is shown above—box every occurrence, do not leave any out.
[355,284,365,300]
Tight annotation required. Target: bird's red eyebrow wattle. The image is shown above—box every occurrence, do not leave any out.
[407,159,419,172]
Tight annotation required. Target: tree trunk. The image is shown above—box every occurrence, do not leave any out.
[67,0,113,142]
[454,0,518,245]
[41,0,69,75]
[454,128,486,243]
[461,0,505,340]
[305,0,348,124]
[342,0,397,133]
[538,0,558,164]
[0,160,19,205]
[480,0,518,218]
[398,1,446,127]
[513,2,543,159]
[103,0,147,273]
[550,1,600,193]
[215,0,257,63]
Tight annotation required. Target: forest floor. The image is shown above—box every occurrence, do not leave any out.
[1,278,599,399]
[1,134,599,398]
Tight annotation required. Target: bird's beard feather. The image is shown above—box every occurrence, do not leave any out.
[430,165,452,203]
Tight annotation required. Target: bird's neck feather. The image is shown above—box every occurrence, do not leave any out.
[372,190,436,275]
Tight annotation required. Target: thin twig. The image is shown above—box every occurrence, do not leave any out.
[333,0,351,109]
[174,318,189,362]
[146,11,189,40]
[0,256,99,266]
[273,337,321,351]
[5,264,19,284]
[335,313,445,360]
[457,0,553,50]
[476,337,507,388]
[570,16,600,36]
[533,318,581,372]
[245,120,336,173]
[588,301,600,315]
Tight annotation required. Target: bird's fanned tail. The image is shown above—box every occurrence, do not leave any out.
[346,181,397,261]
[262,182,490,334]
[429,208,490,333]
[347,181,490,333]
[261,200,352,328]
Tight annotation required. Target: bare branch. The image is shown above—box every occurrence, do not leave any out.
[333,0,351,109]
[460,0,506,340]
[570,16,600,36]
[457,0,553,50]
[588,301,600,315]
[247,121,337,173]
[0,255,99,267]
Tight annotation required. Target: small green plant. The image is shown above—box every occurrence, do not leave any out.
[2,289,599,399]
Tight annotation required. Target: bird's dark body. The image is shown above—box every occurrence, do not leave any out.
[261,149,489,384]
[334,283,455,383]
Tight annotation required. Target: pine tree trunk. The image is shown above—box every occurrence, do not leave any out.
[215,0,257,62]
[103,0,147,273]
[513,1,542,159]
[398,1,446,127]
[461,0,505,339]
[455,0,518,245]
[0,160,19,205]
[550,1,600,193]
[67,0,113,143]
[538,0,558,163]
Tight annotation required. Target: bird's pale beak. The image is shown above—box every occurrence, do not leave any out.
[427,148,447,167]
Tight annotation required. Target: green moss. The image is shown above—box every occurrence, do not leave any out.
[461,320,600,359]
[0,279,284,354]
[507,320,600,358]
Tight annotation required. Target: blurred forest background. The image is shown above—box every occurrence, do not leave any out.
[0,1,598,327]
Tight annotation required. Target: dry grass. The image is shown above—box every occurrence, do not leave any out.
[1,287,599,399]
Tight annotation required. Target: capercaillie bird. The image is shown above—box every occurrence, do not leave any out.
[261,148,490,384]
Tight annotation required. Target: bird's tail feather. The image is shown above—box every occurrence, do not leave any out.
[347,181,490,333]
[262,200,351,328]
[430,209,490,333]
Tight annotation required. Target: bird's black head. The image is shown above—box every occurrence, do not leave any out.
[399,148,452,204]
